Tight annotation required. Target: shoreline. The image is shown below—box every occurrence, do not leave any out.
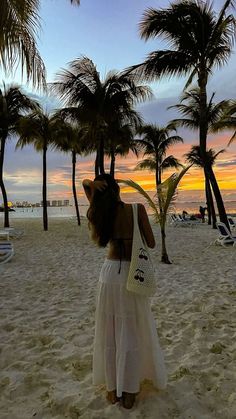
[1,213,236,222]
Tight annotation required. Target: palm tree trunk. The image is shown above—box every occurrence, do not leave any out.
[99,138,105,174]
[205,171,217,229]
[199,72,225,230]
[42,144,48,231]
[95,151,99,177]
[198,72,208,152]
[205,178,211,225]
[0,135,10,227]
[72,150,81,226]
[156,162,171,263]
[206,164,229,230]
[110,147,115,178]
[161,224,171,264]
[156,159,164,219]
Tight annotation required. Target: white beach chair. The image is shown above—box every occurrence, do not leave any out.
[228,216,236,230]
[173,213,195,227]
[214,222,236,246]
[169,214,178,226]
[0,242,14,264]
[0,230,10,240]
[0,227,24,239]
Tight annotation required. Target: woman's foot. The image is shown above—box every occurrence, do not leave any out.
[106,390,119,404]
[122,392,136,409]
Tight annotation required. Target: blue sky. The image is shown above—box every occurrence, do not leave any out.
[1,0,236,204]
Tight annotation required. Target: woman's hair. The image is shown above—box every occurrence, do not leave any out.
[87,174,121,247]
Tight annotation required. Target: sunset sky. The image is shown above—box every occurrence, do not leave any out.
[1,0,236,206]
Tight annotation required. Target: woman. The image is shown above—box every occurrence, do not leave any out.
[83,174,167,409]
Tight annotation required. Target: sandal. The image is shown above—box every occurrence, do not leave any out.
[106,390,119,404]
[122,392,136,409]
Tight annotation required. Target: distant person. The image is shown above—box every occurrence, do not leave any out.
[82,174,167,409]
[199,206,207,223]
[182,210,188,220]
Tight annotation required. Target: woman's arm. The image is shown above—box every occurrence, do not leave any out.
[137,203,155,248]
[82,178,108,202]
[82,179,93,202]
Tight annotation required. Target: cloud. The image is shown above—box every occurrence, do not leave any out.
[216,159,236,167]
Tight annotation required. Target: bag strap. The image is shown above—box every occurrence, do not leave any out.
[132,203,147,246]
[132,203,143,243]
[132,203,138,232]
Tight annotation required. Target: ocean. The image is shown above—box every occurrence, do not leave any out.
[1,200,236,219]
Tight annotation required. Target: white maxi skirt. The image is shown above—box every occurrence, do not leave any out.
[93,259,167,398]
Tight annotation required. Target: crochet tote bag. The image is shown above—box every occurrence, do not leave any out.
[126,204,156,297]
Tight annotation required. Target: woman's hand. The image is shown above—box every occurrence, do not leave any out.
[82,178,108,202]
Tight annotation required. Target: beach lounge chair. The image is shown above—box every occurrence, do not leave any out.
[0,242,14,264]
[171,213,196,227]
[214,222,236,246]
[0,227,24,239]
[0,230,10,240]
[228,216,236,230]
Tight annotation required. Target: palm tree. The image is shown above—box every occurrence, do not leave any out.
[127,0,235,227]
[51,57,152,175]
[170,88,232,228]
[185,146,225,228]
[16,107,57,231]
[52,116,87,226]
[105,109,142,177]
[0,0,80,88]
[0,0,46,88]
[107,135,139,178]
[0,84,37,227]
[118,165,191,264]
[212,101,236,145]
[134,123,183,187]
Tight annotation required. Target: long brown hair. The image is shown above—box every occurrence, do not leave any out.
[87,174,121,247]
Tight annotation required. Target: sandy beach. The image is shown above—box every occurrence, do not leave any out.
[0,217,235,419]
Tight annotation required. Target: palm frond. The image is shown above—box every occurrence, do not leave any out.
[169,117,198,130]
[134,158,156,171]
[160,165,192,217]
[161,155,183,170]
[117,178,159,221]
[0,0,46,89]
[228,130,236,146]
[126,50,193,81]
[117,165,191,226]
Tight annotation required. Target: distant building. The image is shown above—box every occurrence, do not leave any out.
[41,201,51,207]
[51,200,69,207]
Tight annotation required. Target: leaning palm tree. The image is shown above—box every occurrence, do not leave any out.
[16,107,57,231]
[0,0,80,88]
[135,123,183,187]
[185,146,225,229]
[51,57,152,175]
[52,116,87,226]
[127,0,235,228]
[0,84,37,227]
[118,165,191,264]
[170,88,232,227]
